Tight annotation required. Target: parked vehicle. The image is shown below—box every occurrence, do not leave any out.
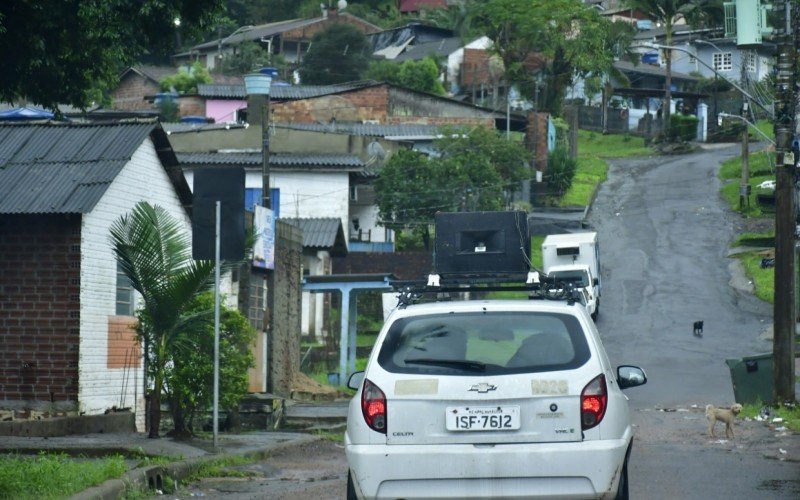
[345,277,646,499]
[542,232,602,320]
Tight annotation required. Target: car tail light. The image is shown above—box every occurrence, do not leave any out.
[361,378,387,434]
[581,374,607,430]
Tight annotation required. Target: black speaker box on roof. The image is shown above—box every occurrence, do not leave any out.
[434,211,531,276]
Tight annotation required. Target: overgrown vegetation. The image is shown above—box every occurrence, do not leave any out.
[159,63,213,94]
[739,402,800,433]
[0,453,126,499]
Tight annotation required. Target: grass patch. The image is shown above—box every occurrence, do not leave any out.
[738,252,775,303]
[0,453,127,499]
[739,402,800,433]
[718,151,775,217]
[185,455,257,482]
[559,132,651,207]
[312,429,345,443]
[578,130,652,158]
[734,232,775,247]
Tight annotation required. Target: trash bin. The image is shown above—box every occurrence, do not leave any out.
[725,353,773,405]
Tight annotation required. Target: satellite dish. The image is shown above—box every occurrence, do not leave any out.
[338,0,348,10]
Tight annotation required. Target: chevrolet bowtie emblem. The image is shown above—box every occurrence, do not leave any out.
[468,383,497,393]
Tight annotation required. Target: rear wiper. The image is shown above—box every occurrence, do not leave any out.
[404,358,487,371]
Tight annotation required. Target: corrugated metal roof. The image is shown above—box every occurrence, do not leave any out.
[279,122,441,137]
[282,217,345,249]
[0,123,156,214]
[177,152,365,169]
[614,61,698,81]
[183,14,382,54]
[197,81,379,100]
[394,37,465,62]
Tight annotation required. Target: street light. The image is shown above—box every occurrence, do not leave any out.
[638,42,774,118]
[244,73,272,209]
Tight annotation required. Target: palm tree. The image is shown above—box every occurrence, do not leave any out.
[110,202,216,438]
[624,0,723,132]
[624,0,684,127]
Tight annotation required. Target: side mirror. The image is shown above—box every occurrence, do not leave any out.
[617,365,647,389]
[347,371,365,390]
[593,278,599,286]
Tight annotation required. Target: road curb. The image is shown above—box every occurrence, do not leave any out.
[70,434,323,500]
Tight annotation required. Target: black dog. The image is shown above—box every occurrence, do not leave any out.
[693,320,704,337]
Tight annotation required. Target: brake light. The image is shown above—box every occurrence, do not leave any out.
[581,374,607,430]
[361,378,387,434]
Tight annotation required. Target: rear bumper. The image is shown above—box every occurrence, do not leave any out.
[346,437,630,499]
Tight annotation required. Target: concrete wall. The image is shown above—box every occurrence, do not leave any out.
[268,221,303,395]
[0,215,82,413]
[79,138,191,432]
[0,411,135,437]
[206,99,245,123]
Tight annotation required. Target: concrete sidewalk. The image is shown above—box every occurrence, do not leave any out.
[0,430,321,499]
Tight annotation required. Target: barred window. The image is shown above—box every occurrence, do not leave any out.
[713,52,732,72]
[116,263,135,316]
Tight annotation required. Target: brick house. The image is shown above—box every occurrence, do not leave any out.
[0,122,192,431]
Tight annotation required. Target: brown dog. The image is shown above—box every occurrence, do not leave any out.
[706,404,743,438]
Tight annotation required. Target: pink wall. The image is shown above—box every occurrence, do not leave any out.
[206,99,246,123]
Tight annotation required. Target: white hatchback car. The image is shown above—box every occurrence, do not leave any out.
[345,297,646,499]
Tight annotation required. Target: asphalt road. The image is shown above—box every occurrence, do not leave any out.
[589,144,799,498]
[176,145,799,499]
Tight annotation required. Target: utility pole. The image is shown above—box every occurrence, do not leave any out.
[772,0,797,403]
[740,123,750,210]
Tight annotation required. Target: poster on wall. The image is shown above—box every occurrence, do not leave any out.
[253,205,275,270]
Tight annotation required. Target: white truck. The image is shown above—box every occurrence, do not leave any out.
[542,232,601,320]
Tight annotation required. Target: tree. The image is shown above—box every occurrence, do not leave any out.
[164,292,255,436]
[160,63,213,94]
[375,126,529,248]
[298,23,372,84]
[0,0,223,111]
[366,58,447,95]
[110,202,217,438]
[469,0,622,116]
[216,42,272,76]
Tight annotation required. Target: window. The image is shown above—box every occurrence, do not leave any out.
[744,51,757,73]
[350,185,358,202]
[116,263,135,316]
[713,52,733,72]
[377,312,591,376]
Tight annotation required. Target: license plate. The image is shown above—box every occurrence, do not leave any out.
[445,406,520,431]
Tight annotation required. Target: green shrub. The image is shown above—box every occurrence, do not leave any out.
[160,63,213,94]
[545,148,578,196]
[666,114,699,142]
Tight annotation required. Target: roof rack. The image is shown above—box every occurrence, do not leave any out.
[391,272,586,308]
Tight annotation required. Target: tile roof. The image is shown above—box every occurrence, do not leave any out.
[197,81,379,100]
[0,123,159,214]
[176,152,365,170]
[282,217,347,251]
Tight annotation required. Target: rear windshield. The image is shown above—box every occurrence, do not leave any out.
[549,270,590,287]
[377,311,591,375]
